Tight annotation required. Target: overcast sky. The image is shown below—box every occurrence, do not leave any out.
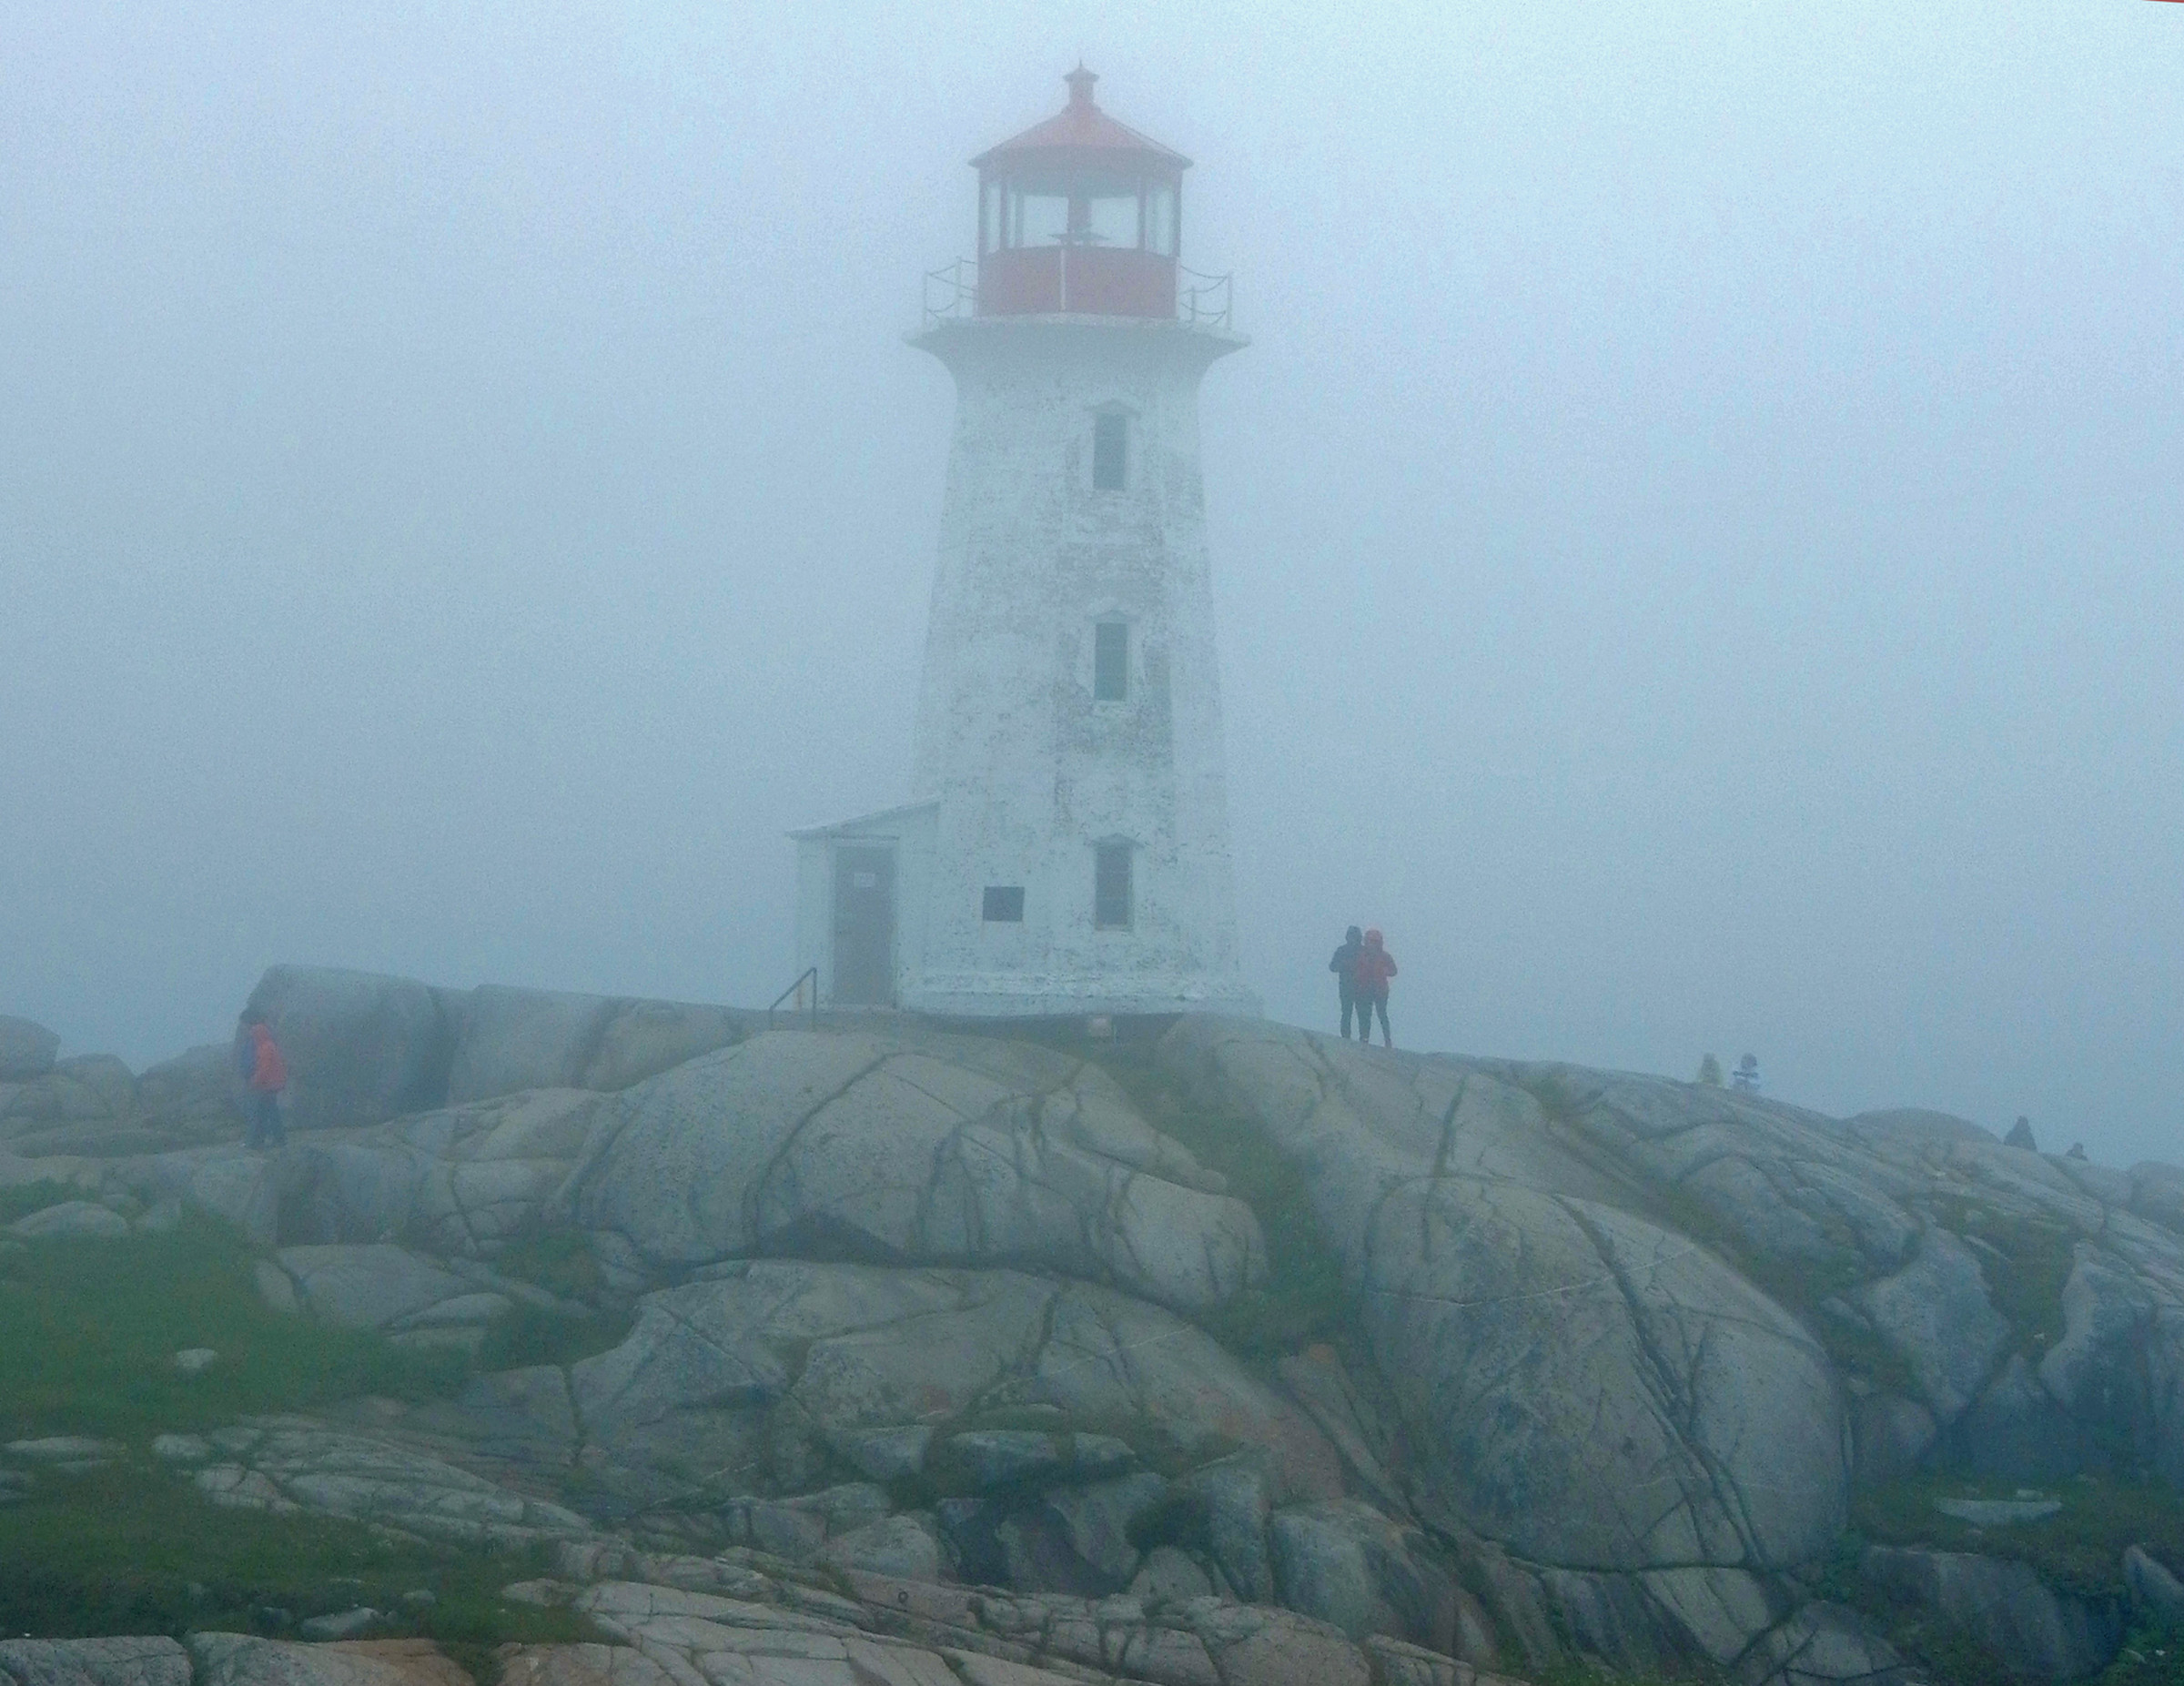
[2,3,2178,1166]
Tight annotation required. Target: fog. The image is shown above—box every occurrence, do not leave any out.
[2,4,2178,1166]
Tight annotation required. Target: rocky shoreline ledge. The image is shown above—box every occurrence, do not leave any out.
[4,973,2182,1685]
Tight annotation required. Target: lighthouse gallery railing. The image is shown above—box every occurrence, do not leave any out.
[921,260,1233,332]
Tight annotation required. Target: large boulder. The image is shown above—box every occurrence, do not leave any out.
[1843,1108,1997,1151]
[280,1087,610,1257]
[1269,1499,1461,1652]
[1860,1546,2123,1681]
[243,969,759,1124]
[447,986,752,1104]
[0,1637,190,1686]
[565,1259,1342,1515]
[132,1044,245,1142]
[1367,1036,2184,1508]
[569,1573,1389,1686]
[567,1030,1264,1312]
[108,1146,280,1243]
[254,1243,584,1347]
[448,987,621,1104]
[2124,1545,2184,1628]
[185,1637,471,1686]
[1852,1228,2013,1423]
[157,1421,592,1548]
[0,1015,59,1082]
[2131,1163,2184,1237]
[262,1243,494,1330]
[9,1200,131,1239]
[1158,1018,1848,1581]
[1,1055,136,1138]
[246,968,460,1132]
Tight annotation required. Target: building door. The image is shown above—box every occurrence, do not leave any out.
[831,847,895,1005]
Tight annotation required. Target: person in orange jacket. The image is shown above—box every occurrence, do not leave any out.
[235,1012,288,1149]
[1353,928,1396,1049]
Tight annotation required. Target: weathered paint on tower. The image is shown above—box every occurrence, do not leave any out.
[794,71,1256,1019]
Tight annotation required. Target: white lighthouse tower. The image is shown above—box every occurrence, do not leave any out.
[794,68,1257,1019]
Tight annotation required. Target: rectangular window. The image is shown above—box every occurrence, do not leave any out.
[1092,413,1127,491]
[1085,191,1138,247]
[1093,621,1128,702]
[1009,187,1070,247]
[1094,843,1133,930]
[1146,184,1178,257]
[981,885,1025,923]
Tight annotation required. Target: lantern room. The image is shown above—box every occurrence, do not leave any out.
[972,67,1188,318]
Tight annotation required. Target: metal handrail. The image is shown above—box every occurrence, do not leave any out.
[768,967,819,1029]
[923,258,979,329]
[1178,268,1232,330]
[921,257,1234,331]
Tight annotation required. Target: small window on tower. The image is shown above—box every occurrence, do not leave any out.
[982,885,1025,923]
[1092,413,1127,491]
[1094,842,1133,930]
[1093,621,1128,702]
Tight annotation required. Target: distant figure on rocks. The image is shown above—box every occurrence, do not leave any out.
[1330,925,1365,1039]
[1353,928,1396,1049]
[235,1013,288,1149]
[1733,1054,1760,1093]
[2006,1116,2038,1151]
[1696,1054,1724,1086]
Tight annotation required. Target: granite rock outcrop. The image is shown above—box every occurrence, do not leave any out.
[10,970,2184,1685]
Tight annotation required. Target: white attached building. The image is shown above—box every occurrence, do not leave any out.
[794,69,1257,1020]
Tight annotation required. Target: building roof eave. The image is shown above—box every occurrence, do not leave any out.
[787,797,940,842]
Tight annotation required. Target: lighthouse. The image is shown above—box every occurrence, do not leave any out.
[794,69,1257,1020]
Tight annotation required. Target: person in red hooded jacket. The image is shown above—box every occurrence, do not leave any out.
[1353,928,1396,1048]
[235,1012,288,1149]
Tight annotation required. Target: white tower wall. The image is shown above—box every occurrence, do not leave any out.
[902,315,1255,1017]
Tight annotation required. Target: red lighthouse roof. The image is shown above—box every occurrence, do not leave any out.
[970,66,1190,174]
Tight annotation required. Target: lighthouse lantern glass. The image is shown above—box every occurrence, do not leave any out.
[1081,180,1138,247]
[1145,184,1178,257]
[1012,185,1071,248]
[986,174,1177,254]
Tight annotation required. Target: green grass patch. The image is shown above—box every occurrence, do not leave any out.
[1835,1477,2184,1685]
[1928,1197,2076,1353]
[475,1301,633,1373]
[0,1457,598,1653]
[1085,1045,1353,1358]
[0,1216,601,1653]
[1854,1473,2184,1602]
[2102,1627,2184,1686]
[0,1211,467,1442]
[487,1226,609,1305]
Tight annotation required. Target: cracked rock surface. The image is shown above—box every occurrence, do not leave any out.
[14,973,2184,1686]
[1158,1018,1847,1578]
[151,1419,593,1547]
[1157,1015,2184,1678]
[266,1028,1263,1318]
[567,1032,1266,1314]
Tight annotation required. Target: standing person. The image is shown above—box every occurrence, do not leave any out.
[1733,1054,1760,1094]
[235,1013,288,1149]
[1354,928,1397,1049]
[1330,925,1365,1039]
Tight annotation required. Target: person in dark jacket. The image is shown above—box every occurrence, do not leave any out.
[236,1013,288,1149]
[1330,925,1365,1038]
[1354,928,1396,1048]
